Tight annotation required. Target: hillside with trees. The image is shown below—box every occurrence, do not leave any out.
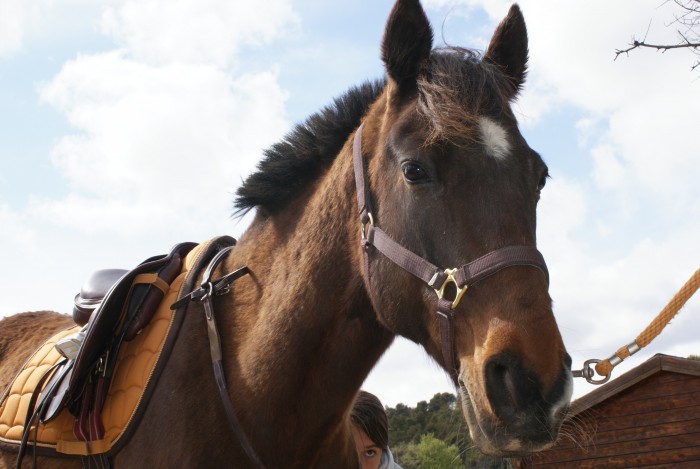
[385,393,512,468]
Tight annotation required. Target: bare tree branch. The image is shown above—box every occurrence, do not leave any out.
[615,39,700,57]
[615,0,700,71]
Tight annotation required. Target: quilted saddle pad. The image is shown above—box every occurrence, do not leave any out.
[0,240,211,456]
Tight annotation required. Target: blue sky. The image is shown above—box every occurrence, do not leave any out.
[1,0,699,408]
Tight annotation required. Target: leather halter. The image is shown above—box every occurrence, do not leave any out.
[352,123,550,381]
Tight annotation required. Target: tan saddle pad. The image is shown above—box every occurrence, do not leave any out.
[0,237,232,457]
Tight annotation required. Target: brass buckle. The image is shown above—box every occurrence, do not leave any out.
[434,268,468,310]
[361,212,374,240]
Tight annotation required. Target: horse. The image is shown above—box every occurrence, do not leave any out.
[0,0,573,467]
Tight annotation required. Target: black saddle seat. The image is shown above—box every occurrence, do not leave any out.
[73,269,128,326]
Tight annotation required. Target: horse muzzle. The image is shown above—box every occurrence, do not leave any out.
[458,352,573,456]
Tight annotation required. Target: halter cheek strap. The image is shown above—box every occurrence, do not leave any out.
[352,124,549,381]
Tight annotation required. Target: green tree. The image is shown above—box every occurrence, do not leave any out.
[393,434,462,469]
[386,392,511,468]
[392,441,419,468]
[387,393,466,447]
[414,434,462,469]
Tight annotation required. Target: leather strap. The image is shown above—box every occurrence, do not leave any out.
[352,124,549,380]
[16,360,67,469]
[455,245,549,287]
[363,225,444,287]
[437,299,458,381]
[353,124,373,222]
[80,454,111,469]
[174,245,264,469]
[170,266,249,310]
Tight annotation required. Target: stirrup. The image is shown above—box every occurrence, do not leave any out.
[55,325,88,360]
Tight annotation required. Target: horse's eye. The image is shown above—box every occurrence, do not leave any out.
[537,171,549,191]
[401,161,428,183]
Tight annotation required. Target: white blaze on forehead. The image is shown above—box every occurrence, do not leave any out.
[479,117,511,161]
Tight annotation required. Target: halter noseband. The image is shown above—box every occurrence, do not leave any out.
[352,124,549,381]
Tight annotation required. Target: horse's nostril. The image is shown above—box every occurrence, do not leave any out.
[484,352,544,427]
[486,362,518,419]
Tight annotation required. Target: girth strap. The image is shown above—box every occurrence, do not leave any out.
[352,123,549,381]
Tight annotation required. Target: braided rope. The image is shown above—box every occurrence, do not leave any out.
[594,267,700,378]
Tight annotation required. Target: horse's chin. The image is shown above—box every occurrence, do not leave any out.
[457,380,561,457]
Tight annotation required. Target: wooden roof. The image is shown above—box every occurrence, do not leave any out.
[569,353,700,417]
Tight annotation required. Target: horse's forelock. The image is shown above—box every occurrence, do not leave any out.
[416,47,516,147]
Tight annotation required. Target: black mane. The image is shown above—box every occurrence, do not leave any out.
[234,80,385,215]
[234,48,512,216]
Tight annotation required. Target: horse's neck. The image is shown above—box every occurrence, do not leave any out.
[222,153,394,465]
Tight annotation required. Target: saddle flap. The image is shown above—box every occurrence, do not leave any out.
[38,360,75,424]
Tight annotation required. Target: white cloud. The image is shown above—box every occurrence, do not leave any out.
[423,0,484,9]
[591,144,625,190]
[537,175,592,302]
[364,339,456,407]
[0,0,107,58]
[507,0,700,211]
[574,117,600,148]
[0,203,36,250]
[100,0,299,67]
[514,1,687,110]
[607,94,700,204]
[33,0,296,239]
[0,0,49,57]
[1,0,296,317]
[0,0,25,57]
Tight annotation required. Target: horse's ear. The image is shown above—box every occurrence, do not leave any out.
[381,0,434,96]
[484,4,528,99]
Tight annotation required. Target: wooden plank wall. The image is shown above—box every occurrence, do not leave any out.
[519,371,700,468]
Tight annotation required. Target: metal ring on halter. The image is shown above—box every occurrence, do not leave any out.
[434,268,469,310]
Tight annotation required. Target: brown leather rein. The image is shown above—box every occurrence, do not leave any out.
[171,246,265,469]
[352,123,550,381]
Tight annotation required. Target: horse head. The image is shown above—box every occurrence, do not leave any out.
[357,0,572,455]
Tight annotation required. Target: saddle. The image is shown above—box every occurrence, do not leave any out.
[36,242,197,428]
[0,236,239,464]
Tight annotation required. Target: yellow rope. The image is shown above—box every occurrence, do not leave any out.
[594,267,700,378]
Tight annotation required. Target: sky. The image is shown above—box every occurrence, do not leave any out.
[1,0,699,409]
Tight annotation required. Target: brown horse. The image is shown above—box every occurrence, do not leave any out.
[0,1,572,467]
